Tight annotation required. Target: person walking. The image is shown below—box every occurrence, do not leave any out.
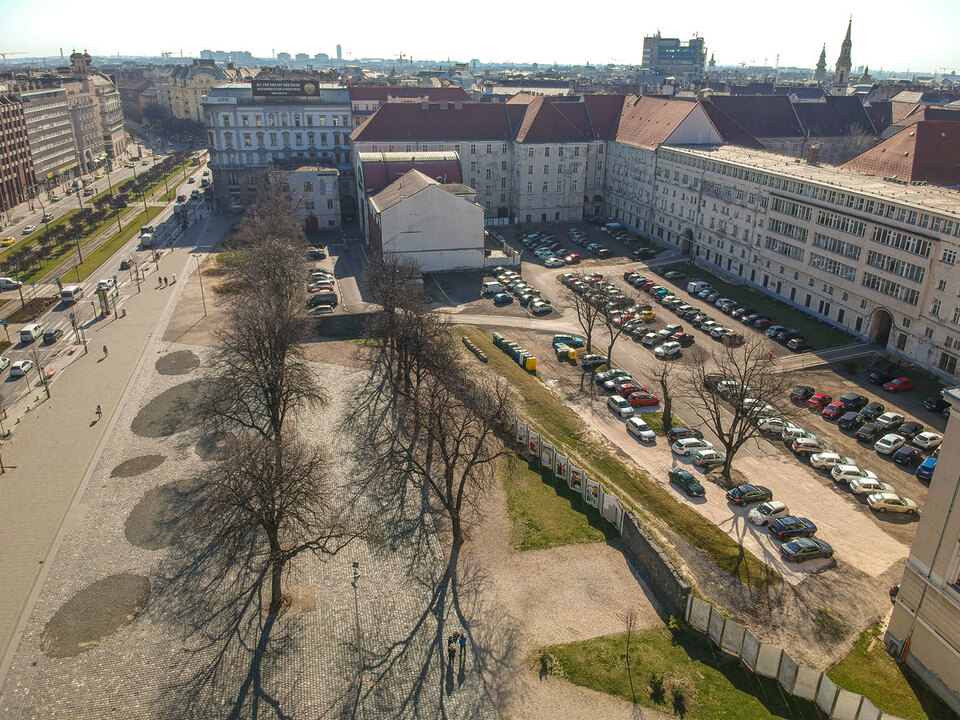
[459,632,466,656]
[102,344,108,357]
[95,405,102,420]
[163,276,168,287]
[447,638,457,664]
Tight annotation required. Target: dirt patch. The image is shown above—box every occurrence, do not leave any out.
[39,574,150,658]
[302,339,366,368]
[155,350,201,375]
[110,454,167,478]
[131,380,204,438]
[125,478,205,550]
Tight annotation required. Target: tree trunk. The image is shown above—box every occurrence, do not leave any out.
[662,395,672,432]
[268,532,284,616]
[721,451,733,480]
[451,511,464,550]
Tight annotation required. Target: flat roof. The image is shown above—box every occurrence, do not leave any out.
[669,144,960,219]
[357,151,460,163]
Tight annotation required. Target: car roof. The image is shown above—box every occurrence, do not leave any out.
[789,537,818,549]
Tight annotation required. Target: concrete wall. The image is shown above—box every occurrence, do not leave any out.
[685,595,906,720]
[620,510,691,617]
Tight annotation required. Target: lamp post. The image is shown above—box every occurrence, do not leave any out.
[31,344,50,399]
[195,254,207,317]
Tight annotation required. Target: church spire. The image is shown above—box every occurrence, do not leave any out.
[813,44,827,82]
[834,16,853,86]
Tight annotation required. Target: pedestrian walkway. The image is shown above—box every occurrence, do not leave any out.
[0,213,228,676]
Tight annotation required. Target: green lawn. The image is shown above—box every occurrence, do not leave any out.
[500,453,612,551]
[460,326,781,589]
[660,262,854,350]
[67,208,161,283]
[640,411,685,435]
[547,626,821,719]
[827,627,956,720]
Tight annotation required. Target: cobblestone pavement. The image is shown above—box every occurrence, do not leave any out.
[0,349,496,719]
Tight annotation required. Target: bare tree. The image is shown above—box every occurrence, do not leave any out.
[681,335,798,479]
[645,356,681,431]
[560,274,605,352]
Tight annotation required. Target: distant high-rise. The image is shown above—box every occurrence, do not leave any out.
[641,34,706,81]
[813,44,827,83]
[834,17,852,85]
[336,44,342,61]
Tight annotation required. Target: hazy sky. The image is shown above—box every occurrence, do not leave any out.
[1,0,959,72]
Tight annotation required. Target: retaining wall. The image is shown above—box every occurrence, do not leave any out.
[619,511,690,617]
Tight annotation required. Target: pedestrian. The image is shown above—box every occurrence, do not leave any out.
[459,632,466,656]
[769,350,773,361]
[102,344,108,357]
[447,639,457,664]
[95,405,102,420]
[163,276,168,286]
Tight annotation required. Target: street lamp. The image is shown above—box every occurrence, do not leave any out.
[30,344,50,399]
[195,254,207,317]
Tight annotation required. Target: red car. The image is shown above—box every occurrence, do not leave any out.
[671,332,695,346]
[627,391,660,407]
[821,400,845,420]
[883,377,915,392]
[806,393,833,410]
[624,270,638,280]
[615,382,643,397]
[754,318,772,330]
[564,254,581,264]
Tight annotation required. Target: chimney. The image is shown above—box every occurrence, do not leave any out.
[806,145,820,165]
[454,101,464,110]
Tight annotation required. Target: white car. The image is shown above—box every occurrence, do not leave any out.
[640,332,659,346]
[747,500,790,526]
[810,453,855,470]
[9,359,33,377]
[831,465,878,484]
[671,437,714,456]
[912,432,943,450]
[96,278,117,291]
[626,417,656,442]
[756,416,787,433]
[0,356,8,371]
[876,412,905,429]
[654,341,681,359]
[607,395,635,418]
[22,225,36,234]
[867,492,920,515]
[544,257,565,268]
[849,478,896,495]
[874,434,906,455]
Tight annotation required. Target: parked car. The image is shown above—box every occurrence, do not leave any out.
[912,432,943,450]
[668,468,705,497]
[595,368,630,385]
[861,402,885,421]
[747,500,790,526]
[790,386,815,403]
[810,453,854,470]
[837,393,870,412]
[837,412,864,431]
[757,416,789,434]
[626,417,656,442]
[849,478,896,495]
[831,465,878,485]
[655,341,682,359]
[791,437,829,455]
[692,449,726,468]
[726,484,773,506]
[769,516,817,541]
[627,392,660,407]
[672,438,714,456]
[821,401,845,420]
[667,427,703,442]
[42,328,64,344]
[883,377,915,393]
[9,359,33,377]
[874,434,906,455]
[786,337,810,352]
[22,225,36,234]
[580,354,608,369]
[806,393,833,411]
[867,492,920,516]
[892,445,923,466]
[607,395,635,418]
[779,538,834,563]
[493,293,513,306]
[916,455,938,481]
[897,422,924,442]
[923,396,950,416]
[876,412,905,430]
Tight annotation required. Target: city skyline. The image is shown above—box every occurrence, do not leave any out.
[1,0,959,73]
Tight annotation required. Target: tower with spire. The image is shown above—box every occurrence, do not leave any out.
[813,44,827,82]
[834,16,852,85]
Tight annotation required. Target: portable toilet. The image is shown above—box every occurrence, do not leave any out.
[525,356,537,371]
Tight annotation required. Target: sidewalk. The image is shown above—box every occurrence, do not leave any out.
[0,213,229,673]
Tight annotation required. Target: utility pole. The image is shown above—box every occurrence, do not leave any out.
[31,345,50,399]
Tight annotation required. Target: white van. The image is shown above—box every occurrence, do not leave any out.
[481,281,504,296]
[20,323,42,344]
[687,281,711,294]
[61,285,84,303]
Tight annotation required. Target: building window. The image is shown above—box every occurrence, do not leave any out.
[933,299,942,316]
[527,182,532,192]
[327,199,334,209]
[486,168,492,179]
[542,182,549,192]
[470,162,476,172]
[943,248,958,265]
[556,180,562,192]
[470,144,477,154]
[953,307,960,325]
[304,181,313,192]
[501,161,507,171]
[543,165,549,174]
[938,280,948,292]
[939,352,958,375]
[486,144,492,154]
[528,165,533,175]
[896,333,908,350]
[544,147,550,157]
[501,178,506,188]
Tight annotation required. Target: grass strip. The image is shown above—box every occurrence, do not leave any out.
[827,626,956,720]
[460,325,780,589]
[67,209,162,283]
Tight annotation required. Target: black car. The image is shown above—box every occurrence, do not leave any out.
[790,386,815,403]
[726,484,773,506]
[769,516,817,540]
[776,329,801,344]
[897,421,924,441]
[669,468,706,497]
[741,313,761,325]
[837,393,869,412]
[779,538,834,563]
[855,423,883,442]
[923,396,950,416]
[869,369,899,385]
[837,412,864,431]
[667,427,704,442]
[893,446,923,466]
[731,307,755,320]
[861,402,885,421]
[42,328,64,344]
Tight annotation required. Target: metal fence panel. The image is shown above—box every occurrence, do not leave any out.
[708,607,725,645]
[777,652,798,694]
[755,643,783,679]
[740,629,760,671]
[720,620,745,656]
[832,689,863,720]
[793,665,822,701]
[817,675,839,715]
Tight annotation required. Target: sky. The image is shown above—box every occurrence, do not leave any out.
[1,0,959,73]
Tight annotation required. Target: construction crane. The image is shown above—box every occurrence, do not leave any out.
[0,51,26,60]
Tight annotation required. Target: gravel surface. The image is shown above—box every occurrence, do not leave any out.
[110,454,167,478]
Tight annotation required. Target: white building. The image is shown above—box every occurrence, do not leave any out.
[272,166,341,232]
[368,169,484,272]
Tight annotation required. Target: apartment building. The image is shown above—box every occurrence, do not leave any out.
[156,59,254,122]
[272,166,341,231]
[203,80,355,215]
[13,87,78,186]
[0,95,35,214]
[886,385,960,714]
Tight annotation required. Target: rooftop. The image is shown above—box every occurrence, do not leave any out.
[670,144,960,218]
[370,169,475,213]
[356,151,460,163]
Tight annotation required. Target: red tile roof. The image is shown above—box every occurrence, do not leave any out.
[351,102,527,142]
[583,94,628,140]
[841,121,960,187]
[348,86,469,102]
[359,156,462,191]
[515,96,586,143]
[613,96,699,149]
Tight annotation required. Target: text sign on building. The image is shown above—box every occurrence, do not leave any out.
[251,80,320,98]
